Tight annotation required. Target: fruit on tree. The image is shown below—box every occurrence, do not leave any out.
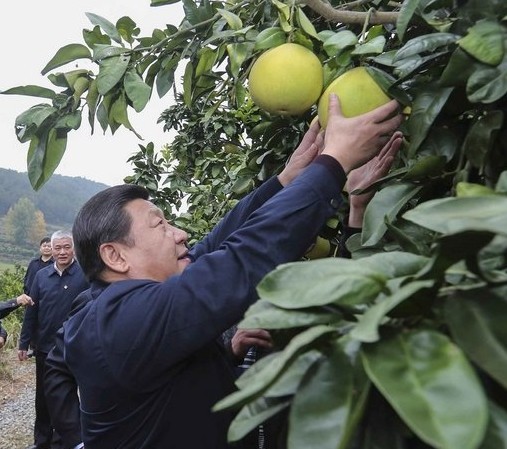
[317,67,391,128]
[248,43,323,116]
[305,236,331,260]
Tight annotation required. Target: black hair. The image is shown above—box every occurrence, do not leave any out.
[40,237,51,245]
[72,184,150,282]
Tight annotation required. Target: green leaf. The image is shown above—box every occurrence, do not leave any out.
[124,69,151,112]
[362,330,488,449]
[1,85,56,100]
[182,61,193,107]
[195,47,217,78]
[240,300,339,330]
[393,33,459,62]
[445,285,507,389]
[228,350,324,441]
[14,104,57,143]
[216,8,242,31]
[457,20,505,66]
[92,44,127,62]
[359,251,430,279]
[151,0,180,5]
[296,7,318,39]
[214,325,336,411]
[228,397,290,442]
[41,44,92,75]
[254,27,286,51]
[257,259,386,310]
[86,12,122,44]
[403,196,507,237]
[97,54,131,95]
[288,341,355,449]
[323,31,358,58]
[463,110,504,168]
[407,86,453,156]
[403,155,447,181]
[155,56,177,98]
[362,183,423,247]
[440,48,480,86]
[351,36,386,55]
[27,129,68,191]
[110,92,142,138]
[480,401,507,449]
[350,280,434,343]
[396,0,422,42]
[227,42,254,78]
[467,58,507,103]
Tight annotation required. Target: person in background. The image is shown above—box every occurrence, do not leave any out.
[24,237,53,294]
[57,95,402,449]
[18,230,89,449]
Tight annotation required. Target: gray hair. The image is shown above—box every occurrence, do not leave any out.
[51,230,74,246]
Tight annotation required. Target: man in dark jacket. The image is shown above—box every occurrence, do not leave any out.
[19,230,89,449]
[59,96,402,449]
[24,237,53,294]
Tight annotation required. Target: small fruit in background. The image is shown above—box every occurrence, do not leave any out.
[305,236,331,260]
[317,67,391,128]
[248,43,323,116]
[456,182,496,197]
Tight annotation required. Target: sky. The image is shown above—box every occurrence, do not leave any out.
[0,1,185,186]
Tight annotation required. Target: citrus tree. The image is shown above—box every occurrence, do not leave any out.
[3,0,507,447]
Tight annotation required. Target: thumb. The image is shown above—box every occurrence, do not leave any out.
[327,93,344,121]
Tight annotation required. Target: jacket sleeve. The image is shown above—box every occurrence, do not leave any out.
[18,275,41,350]
[0,299,19,319]
[190,175,283,259]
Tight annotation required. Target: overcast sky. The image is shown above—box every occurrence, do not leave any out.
[0,1,184,186]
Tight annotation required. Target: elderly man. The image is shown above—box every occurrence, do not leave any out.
[59,95,402,449]
[19,230,89,449]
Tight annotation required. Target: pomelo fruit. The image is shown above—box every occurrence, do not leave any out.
[248,43,323,116]
[305,236,331,260]
[317,67,391,128]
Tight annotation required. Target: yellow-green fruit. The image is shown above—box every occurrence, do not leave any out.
[456,182,495,197]
[305,236,331,260]
[318,67,391,128]
[248,43,323,116]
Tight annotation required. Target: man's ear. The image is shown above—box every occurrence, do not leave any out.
[99,243,129,274]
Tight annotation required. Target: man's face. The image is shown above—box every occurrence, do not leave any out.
[52,237,74,270]
[119,199,190,282]
[40,241,52,258]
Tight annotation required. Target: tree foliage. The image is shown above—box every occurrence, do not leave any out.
[3,0,507,448]
[4,198,47,246]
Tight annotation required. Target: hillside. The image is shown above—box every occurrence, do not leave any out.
[0,169,109,266]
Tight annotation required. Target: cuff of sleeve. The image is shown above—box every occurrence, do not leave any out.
[73,443,85,449]
[313,155,347,186]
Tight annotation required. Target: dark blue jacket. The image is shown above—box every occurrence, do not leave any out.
[19,261,89,353]
[24,256,54,294]
[63,159,346,449]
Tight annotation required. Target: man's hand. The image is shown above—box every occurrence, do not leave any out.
[18,350,29,361]
[322,94,403,173]
[16,294,34,307]
[0,336,5,349]
[346,131,403,227]
[231,328,273,360]
[278,119,324,186]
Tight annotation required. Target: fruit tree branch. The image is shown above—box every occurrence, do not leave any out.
[299,0,400,25]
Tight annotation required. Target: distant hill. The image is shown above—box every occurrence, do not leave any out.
[0,169,110,267]
[0,168,109,225]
